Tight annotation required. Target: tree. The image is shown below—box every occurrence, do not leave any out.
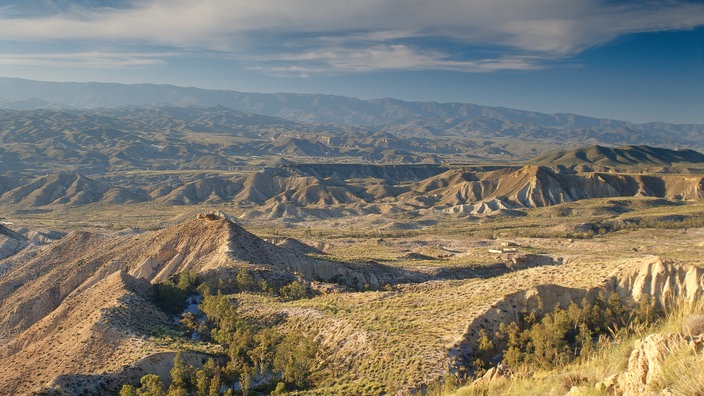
[280,281,307,301]
[208,366,222,396]
[249,327,280,374]
[120,385,138,396]
[177,270,199,292]
[236,269,255,292]
[271,382,287,396]
[577,322,593,357]
[136,374,166,396]
[228,327,255,378]
[168,353,192,395]
[194,358,219,396]
[274,333,318,388]
[239,365,254,396]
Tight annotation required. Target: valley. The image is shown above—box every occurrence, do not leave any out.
[0,83,703,395]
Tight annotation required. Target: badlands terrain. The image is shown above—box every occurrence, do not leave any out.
[0,80,703,395]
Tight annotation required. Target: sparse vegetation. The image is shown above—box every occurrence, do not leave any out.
[1,116,704,395]
[452,296,704,396]
[471,292,661,376]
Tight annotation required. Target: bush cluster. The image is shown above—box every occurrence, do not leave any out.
[473,291,661,375]
[125,279,318,395]
[153,271,200,315]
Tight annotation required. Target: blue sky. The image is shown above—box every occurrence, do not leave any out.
[0,0,703,123]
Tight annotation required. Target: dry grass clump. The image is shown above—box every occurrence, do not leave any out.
[657,348,704,395]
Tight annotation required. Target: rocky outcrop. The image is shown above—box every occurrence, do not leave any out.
[613,333,702,395]
[591,328,704,396]
[605,258,704,307]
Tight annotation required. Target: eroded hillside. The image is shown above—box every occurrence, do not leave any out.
[0,205,703,395]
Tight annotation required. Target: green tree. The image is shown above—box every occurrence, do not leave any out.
[200,291,239,343]
[239,365,254,396]
[208,366,222,396]
[177,270,199,292]
[136,374,166,396]
[168,352,192,395]
[249,327,280,374]
[577,322,593,357]
[274,333,318,388]
[525,307,571,369]
[236,269,255,292]
[280,281,307,301]
[120,385,138,396]
[271,382,287,396]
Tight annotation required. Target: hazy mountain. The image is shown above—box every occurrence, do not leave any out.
[1,77,702,150]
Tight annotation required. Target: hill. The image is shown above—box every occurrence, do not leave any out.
[1,78,702,157]
[535,145,704,169]
[1,163,702,221]
[3,214,702,394]
[0,172,149,206]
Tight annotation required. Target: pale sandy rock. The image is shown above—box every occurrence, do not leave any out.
[606,258,704,307]
[618,333,687,395]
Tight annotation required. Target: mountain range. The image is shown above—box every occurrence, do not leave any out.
[1,77,702,155]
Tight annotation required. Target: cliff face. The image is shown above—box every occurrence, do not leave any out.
[609,332,704,395]
[605,259,704,307]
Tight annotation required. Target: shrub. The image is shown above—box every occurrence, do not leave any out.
[487,291,666,375]
[280,281,307,301]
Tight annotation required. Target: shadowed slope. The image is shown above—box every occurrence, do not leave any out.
[0,271,170,395]
[535,145,704,169]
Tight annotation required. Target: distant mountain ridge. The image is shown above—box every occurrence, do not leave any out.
[534,145,704,169]
[0,77,702,150]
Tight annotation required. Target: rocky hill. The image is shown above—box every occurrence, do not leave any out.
[0,214,355,393]
[0,172,149,206]
[1,78,703,171]
[1,164,702,223]
[534,145,704,170]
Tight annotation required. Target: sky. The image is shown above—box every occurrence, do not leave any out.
[0,0,703,124]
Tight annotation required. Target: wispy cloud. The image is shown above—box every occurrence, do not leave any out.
[248,45,543,76]
[0,51,174,68]
[1,0,703,74]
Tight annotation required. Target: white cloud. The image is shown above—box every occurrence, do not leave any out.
[248,45,543,75]
[0,0,703,73]
[0,51,174,68]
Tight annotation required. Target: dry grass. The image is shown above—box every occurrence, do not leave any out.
[3,196,704,394]
[450,296,704,396]
[232,254,632,394]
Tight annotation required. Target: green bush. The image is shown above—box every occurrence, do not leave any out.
[280,281,307,301]
[154,271,200,315]
[484,292,663,375]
